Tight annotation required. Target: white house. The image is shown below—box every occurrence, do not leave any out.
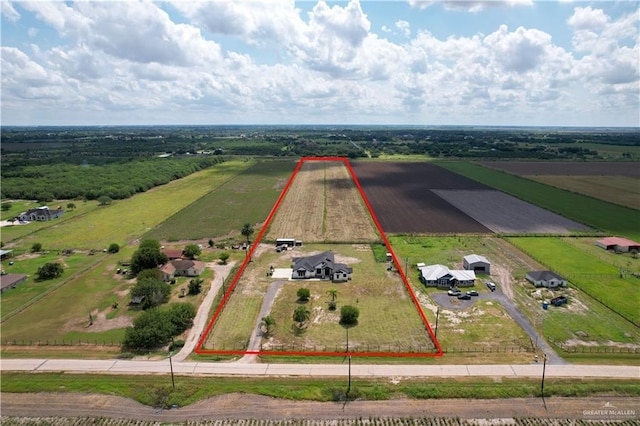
[525,271,567,289]
[463,254,490,274]
[418,264,476,288]
[292,251,352,282]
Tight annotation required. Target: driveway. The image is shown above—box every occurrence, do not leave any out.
[431,287,565,365]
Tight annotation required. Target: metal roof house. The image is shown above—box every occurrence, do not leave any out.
[418,264,476,288]
[18,206,64,222]
[463,254,490,274]
[292,251,352,282]
[526,271,567,289]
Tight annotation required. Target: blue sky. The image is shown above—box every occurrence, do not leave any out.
[1,1,638,126]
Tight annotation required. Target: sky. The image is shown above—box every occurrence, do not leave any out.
[1,0,639,127]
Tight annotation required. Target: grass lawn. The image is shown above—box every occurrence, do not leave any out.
[146,159,297,241]
[3,160,251,251]
[0,251,105,322]
[507,237,639,326]
[204,243,437,354]
[438,161,640,241]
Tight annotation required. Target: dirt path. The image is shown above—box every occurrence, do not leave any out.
[173,261,236,362]
[2,393,638,422]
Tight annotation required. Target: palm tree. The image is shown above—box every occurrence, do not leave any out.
[327,289,338,301]
[293,306,310,327]
[241,223,254,244]
[261,315,276,336]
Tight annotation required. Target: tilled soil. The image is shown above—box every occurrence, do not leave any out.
[2,393,639,422]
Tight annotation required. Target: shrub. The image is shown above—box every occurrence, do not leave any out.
[31,242,42,253]
[131,277,170,309]
[188,278,203,295]
[297,287,311,302]
[219,252,230,265]
[183,244,201,260]
[107,243,120,254]
[35,262,63,280]
[340,305,359,326]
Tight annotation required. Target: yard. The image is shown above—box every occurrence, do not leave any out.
[202,243,437,355]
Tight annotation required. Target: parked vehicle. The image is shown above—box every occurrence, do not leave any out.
[486,281,496,291]
[551,296,568,306]
[466,290,479,296]
[447,289,461,296]
[457,293,471,300]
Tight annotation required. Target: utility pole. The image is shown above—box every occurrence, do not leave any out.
[540,353,547,397]
[169,346,175,389]
[435,307,440,338]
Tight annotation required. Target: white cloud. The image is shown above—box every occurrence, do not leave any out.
[567,6,609,31]
[396,20,411,38]
[1,0,20,22]
[408,0,533,13]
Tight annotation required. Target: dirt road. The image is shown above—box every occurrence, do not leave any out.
[2,393,638,422]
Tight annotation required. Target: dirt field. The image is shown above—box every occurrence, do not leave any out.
[3,393,639,423]
[266,160,378,243]
[478,161,640,177]
[350,162,491,234]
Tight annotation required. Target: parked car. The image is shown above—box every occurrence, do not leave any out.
[486,281,496,291]
[447,289,461,296]
[466,290,479,296]
[457,293,471,300]
[551,296,568,306]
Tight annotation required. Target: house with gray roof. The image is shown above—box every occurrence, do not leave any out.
[291,251,352,282]
[526,271,567,288]
[18,206,64,222]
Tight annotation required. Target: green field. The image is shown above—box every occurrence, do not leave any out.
[507,237,640,326]
[145,159,297,241]
[1,160,251,251]
[438,161,640,241]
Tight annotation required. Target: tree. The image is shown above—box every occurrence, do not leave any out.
[36,262,64,280]
[188,278,203,295]
[131,277,170,309]
[97,195,113,205]
[123,308,176,351]
[130,240,168,275]
[31,242,42,253]
[167,303,196,334]
[183,244,201,260]
[261,315,276,336]
[241,223,254,244]
[219,252,230,265]
[66,203,76,210]
[107,243,120,254]
[297,287,311,302]
[327,289,338,301]
[1,202,11,212]
[340,305,359,326]
[293,305,310,327]
[208,239,214,248]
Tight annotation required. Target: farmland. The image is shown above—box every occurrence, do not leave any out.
[440,161,640,241]
[266,160,379,243]
[478,161,640,210]
[351,162,588,234]
[146,160,297,241]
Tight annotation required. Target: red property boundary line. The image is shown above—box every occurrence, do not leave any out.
[196,157,443,358]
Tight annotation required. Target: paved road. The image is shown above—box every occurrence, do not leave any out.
[2,358,638,379]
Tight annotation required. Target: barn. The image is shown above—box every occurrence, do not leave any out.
[526,271,567,289]
[595,237,640,253]
[463,254,490,274]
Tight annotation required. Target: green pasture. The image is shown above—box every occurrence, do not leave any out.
[0,200,101,244]
[205,244,436,354]
[2,160,251,251]
[438,161,640,241]
[0,246,139,342]
[0,251,105,322]
[146,159,297,241]
[3,373,639,407]
[508,237,639,326]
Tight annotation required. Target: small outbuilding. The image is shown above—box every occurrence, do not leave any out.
[463,254,490,274]
[595,237,640,253]
[526,271,567,289]
[0,273,28,293]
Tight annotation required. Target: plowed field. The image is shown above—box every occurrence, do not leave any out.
[266,160,378,243]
